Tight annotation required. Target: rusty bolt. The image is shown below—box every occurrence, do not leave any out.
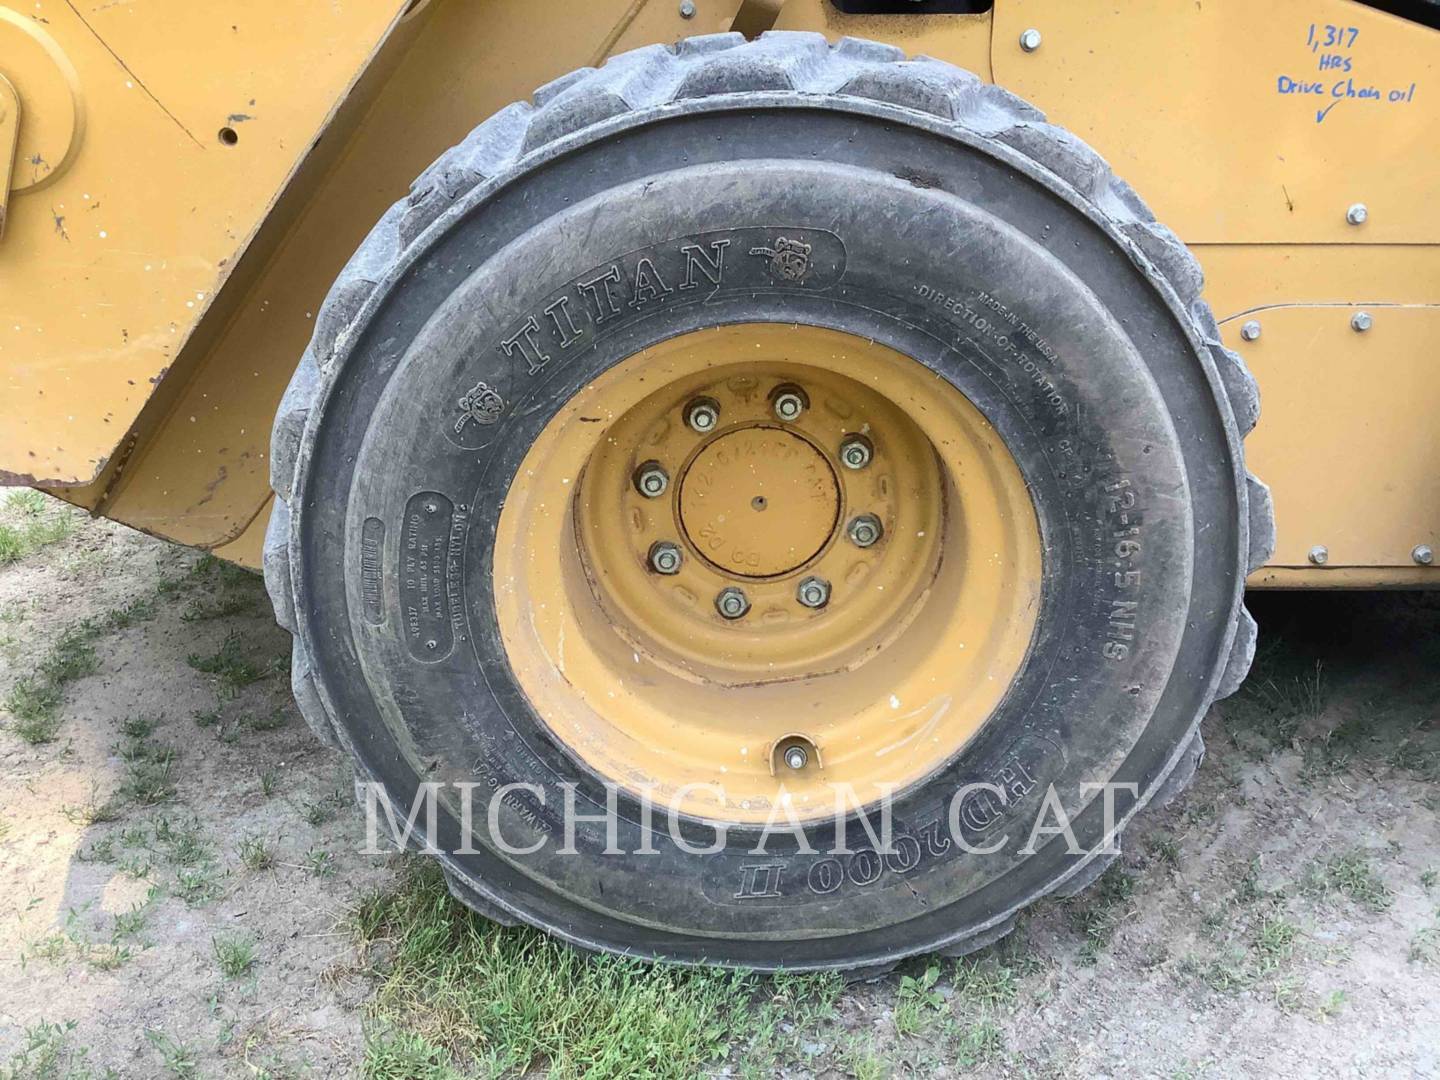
[839,435,873,470]
[649,541,683,575]
[772,387,807,422]
[634,461,669,498]
[847,514,883,549]
[685,397,720,434]
[797,576,831,609]
[715,587,750,620]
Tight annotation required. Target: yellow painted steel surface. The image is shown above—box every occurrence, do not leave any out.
[0,0,406,486]
[988,0,1438,245]
[0,0,1434,587]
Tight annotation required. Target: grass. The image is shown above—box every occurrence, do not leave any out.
[145,1030,198,1079]
[0,1019,96,1080]
[1410,923,1439,966]
[1251,915,1300,969]
[1061,863,1136,963]
[4,627,99,744]
[119,747,178,806]
[1146,831,1181,869]
[91,815,219,906]
[892,962,944,1035]
[238,836,276,871]
[213,934,257,978]
[60,789,124,827]
[303,847,336,878]
[0,490,74,568]
[951,954,1022,1009]
[354,860,849,1079]
[1303,848,1393,912]
[186,631,272,698]
[2,596,165,745]
[21,902,143,974]
[1222,646,1324,757]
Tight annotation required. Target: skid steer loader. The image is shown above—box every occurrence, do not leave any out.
[1,0,1435,971]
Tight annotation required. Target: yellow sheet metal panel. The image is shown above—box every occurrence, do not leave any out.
[95,0,744,548]
[1195,244,1440,315]
[991,0,1439,244]
[0,73,17,237]
[0,0,405,485]
[1225,304,1440,569]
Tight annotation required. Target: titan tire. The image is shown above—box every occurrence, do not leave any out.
[264,32,1272,971]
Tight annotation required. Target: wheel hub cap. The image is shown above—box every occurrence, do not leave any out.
[679,426,839,578]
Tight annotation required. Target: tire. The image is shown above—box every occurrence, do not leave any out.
[263,31,1272,971]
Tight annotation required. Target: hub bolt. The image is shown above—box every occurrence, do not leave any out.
[771,386,808,422]
[784,745,808,770]
[796,576,831,609]
[648,541,683,575]
[839,434,873,470]
[847,514,883,549]
[685,396,720,433]
[634,461,669,498]
[715,587,750,620]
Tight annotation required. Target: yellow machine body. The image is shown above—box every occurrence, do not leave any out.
[1,0,1435,583]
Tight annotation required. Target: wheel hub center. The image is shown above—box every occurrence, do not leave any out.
[678,425,839,577]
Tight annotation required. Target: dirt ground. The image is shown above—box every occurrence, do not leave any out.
[0,493,1436,1079]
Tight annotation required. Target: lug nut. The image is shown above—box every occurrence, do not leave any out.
[1351,311,1373,332]
[796,576,831,609]
[1308,545,1329,566]
[648,541,683,575]
[1414,545,1434,566]
[1019,28,1042,52]
[783,745,808,770]
[715,587,750,620]
[771,386,808,422]
[847,514,883,549]
[1240,320,1261,342]
[634,461,669,498]
[1346,202,1368,226]
[685,396,720,433]
[839,434,873,470]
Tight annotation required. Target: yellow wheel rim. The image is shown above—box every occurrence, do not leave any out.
[494,323,1043,823]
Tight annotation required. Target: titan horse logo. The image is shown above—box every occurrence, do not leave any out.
[748,235,813,282]
[454,381,506,434]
